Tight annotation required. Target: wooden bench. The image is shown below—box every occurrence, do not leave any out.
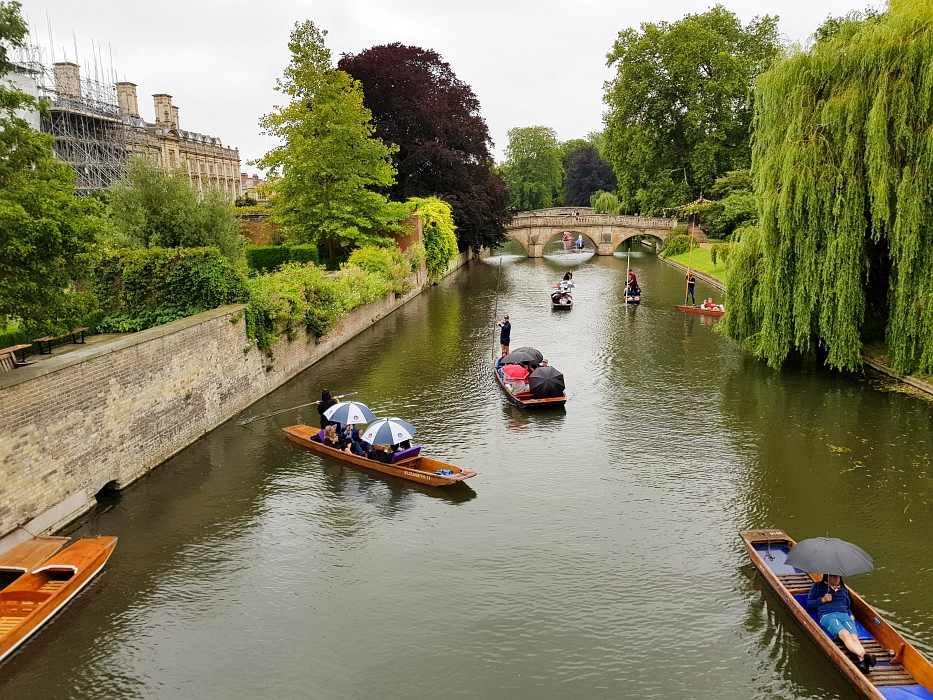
[0,344,33,373]
[33,327,90,355]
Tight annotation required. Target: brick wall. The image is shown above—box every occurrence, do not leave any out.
[0,268,427,546]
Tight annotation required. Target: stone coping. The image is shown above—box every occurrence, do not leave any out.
[0,304,247,391]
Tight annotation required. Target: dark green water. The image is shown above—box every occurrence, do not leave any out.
[3,242,933,699]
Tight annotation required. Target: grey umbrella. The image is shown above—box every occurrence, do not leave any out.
[785,537,875,577]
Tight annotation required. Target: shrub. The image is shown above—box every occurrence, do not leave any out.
[94,247,248,333]
[661,233,691,258]
[711,242,733,266]
[408,197,458,279]
[345,246,413,296]
[245,244,321,273]
[0,326,27,348]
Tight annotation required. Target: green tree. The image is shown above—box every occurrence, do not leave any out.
[501,126,563,211]
[109,157,245,262]
[408,196,458,279]
[0,1,104,332]
[256,21,408,258]
[724,1,933,373]
[602,6,780,215]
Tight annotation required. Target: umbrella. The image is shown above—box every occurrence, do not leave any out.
[528,365,565,399]
[501,347,544,366]
[323,401,377,425]
[502,364,529,380]
[362,417,417,445]
[785,537,875,577]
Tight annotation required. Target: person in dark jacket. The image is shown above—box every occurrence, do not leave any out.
[806,574,876,673]
[317,389,338,429]
[495,316,511,356]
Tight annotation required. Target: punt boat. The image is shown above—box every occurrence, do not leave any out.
[283,425,476,487]
[741,528,933,699]
[0,537,70,592]
[0,536,118,663]
[551,295,573,310]
[676,304,724,318]
[493,360,566,409]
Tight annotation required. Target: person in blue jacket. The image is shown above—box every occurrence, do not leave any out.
[806,574,876,673]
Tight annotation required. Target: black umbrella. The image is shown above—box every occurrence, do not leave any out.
[528,365,565,398]
[501,347,544,366]
[785,537,874,577]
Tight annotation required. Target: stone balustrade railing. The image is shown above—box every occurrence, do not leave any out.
[507,214,678,230]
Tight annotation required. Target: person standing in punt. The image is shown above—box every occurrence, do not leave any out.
[317,389,338,429]
[495,315,511,356]
[685,273,696,306]
[806,574,877,674]
[563,270,573,281]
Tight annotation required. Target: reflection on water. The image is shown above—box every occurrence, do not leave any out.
[3,243,932,700]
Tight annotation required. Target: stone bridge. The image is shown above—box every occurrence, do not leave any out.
[505,207,679,257]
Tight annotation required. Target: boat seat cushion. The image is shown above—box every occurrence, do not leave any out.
[793,594,873,640]
[316,430,325,443]
[390,446,421,463]
[878,687,933,700]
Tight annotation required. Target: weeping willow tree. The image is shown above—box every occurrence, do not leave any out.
[725,0,933,373]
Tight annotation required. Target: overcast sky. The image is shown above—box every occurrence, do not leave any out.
[23,0,869,173]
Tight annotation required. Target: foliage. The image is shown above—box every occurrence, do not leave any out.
[501,126,563,211]
[0,324,26,348]
[245,246,418,351]
[246,244,321,273]
[661,233,691,258]
[235,195,258,207]
[665,246,726,283]
[0,2,106,334]
[563,146,617,207]
[591,191,623,214]
[408,196,458,278]
[109,157,245,262]
[93,248,248,333]
[710,242,733,266]
[602,6,781,215]
[725,0,933,373]
[255,21,408,258]
[337,43,510,251]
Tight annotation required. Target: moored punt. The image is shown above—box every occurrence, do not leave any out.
[283,425,476,487]
[741,529,933,699]
[676,304,724,318]
[0,536,117,663]
[0,537,69,579]
[493,361,566,409]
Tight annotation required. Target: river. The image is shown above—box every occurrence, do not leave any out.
[3,241,933,699]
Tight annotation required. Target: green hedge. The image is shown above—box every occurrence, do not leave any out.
[0,327,27,348]
[246,244,320,272]
[94,247,249,333]
[661,232,691,258]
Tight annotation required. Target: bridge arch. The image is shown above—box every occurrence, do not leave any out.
[504,210,677,257]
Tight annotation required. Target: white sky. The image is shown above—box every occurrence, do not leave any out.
[23,0,868,172]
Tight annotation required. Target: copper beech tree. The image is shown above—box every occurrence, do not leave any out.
[338,43,510,251]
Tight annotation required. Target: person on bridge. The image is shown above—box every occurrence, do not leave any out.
[686,273,696,306]
[495,315,511,356]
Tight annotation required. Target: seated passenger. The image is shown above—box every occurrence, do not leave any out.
[322,424,341,448]
[806,574,877,673]
[347,424,371,453]
[390,440,412,451]
[367,446,394,463]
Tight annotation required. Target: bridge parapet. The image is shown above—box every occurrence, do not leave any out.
[507,214,678,230]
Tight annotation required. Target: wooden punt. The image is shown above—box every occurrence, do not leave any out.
[676,304,724,317]
[0,536,117,663]
[625,295,641,305]
[283,425,476,487]
[551,296,573,310]
[741,529,933,700]
[493,361,566,409]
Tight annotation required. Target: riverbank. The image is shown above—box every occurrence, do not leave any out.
[659,247,726,291]
[863,344,933,400]
[0,249,487,553]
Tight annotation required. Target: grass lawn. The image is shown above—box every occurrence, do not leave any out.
[663,247,726,283]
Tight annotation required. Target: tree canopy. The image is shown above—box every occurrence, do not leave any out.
[109,157,245,261]
[602,5,780,215]
[501,126,563,211]
[724,0,933,373]
[337,43,510,251]
[562,146,617,207]
[256,21,408,257]
[0,1,103,332]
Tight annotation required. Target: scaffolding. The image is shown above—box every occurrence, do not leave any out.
[13,42,127,193]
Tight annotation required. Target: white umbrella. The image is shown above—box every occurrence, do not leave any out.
[323,401,377,425]
[362,417,416,445]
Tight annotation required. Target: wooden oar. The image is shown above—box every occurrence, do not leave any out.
[238,392,358,425]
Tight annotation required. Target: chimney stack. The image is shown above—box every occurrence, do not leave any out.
[53,62,81,98]
[117,82,139,118]
[153,93,173,126]
[240,173,247,186]
[171,105,180,131]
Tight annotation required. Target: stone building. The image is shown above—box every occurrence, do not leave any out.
[239,172,269,204]
[117,82,241,202]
